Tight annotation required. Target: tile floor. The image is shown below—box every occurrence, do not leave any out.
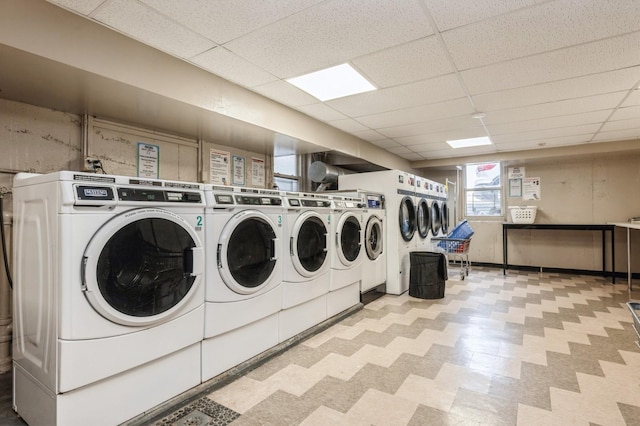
[148,267,640,426]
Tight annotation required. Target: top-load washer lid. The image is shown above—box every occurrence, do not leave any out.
[365,214,383,261]
[431,201,442,235]
[441,201,449,235]
[399,196,416,242]
[336,213,361,266]
[416,198,431,239]
[217,210,279,294]
[291,211,328,277]
[82,208,203,327]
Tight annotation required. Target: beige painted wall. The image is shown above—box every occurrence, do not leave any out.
[421,154,640,274]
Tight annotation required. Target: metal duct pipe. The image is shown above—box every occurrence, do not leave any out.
[309,161,343,185]
[0,193,12,373]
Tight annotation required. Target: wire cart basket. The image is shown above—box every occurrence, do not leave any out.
[429,220,474,280]
[430,237,471,279]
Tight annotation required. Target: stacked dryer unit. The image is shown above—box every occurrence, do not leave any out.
[327,194,364,317]
[279,191,332,341]
[202,185,283,381]
[12,171,206,426]
[339,170,416,295]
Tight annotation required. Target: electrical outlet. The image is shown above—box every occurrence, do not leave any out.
[84,157,101,172]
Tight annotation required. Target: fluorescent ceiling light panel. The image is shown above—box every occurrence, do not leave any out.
[287,63,376,101]
[446,136,492,148]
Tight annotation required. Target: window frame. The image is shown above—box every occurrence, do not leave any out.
[463,161,504,218]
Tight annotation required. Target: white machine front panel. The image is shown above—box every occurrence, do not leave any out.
[290,211,330,278]
[334,212,362,268]
[365,214,384,261]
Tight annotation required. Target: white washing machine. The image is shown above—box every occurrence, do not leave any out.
[279,191,332,341]
[202,185,283,381]
[339,170,416,295]
[333,190,386,294]
[414,177,432,251]
[327,194,364,317]
[12,171,205,426]
[429,181,448,236]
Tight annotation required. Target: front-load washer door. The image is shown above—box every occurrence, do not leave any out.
[365,215,383,261]
[399,196,416,242]
[217,210,279,294]
[336,213,361,267]
[416,199,430,239]
[291,211,328,278]
[441,202,449,234]
[82,208,204,327]
[431,201,442,236]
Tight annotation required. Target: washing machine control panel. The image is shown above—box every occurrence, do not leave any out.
[117,188,202,203]
[301,199,331,207]
[235,195,282,206]
[76,186,115,201]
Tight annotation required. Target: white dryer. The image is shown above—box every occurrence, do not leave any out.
[202,185,283,381]
[279,191,332,341]
[327,194,364,317]
[12,171,205,426]
[339,170,416,295]
[414,177,432,251]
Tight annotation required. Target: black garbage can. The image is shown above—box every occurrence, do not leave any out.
[409,252,448,299]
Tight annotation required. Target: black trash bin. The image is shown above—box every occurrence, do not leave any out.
[409,252,448,299]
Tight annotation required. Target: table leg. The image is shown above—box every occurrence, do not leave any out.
[627,227,632,291]
[503,227,507,275]
[612,228,615,284]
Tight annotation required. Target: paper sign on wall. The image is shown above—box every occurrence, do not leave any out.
[508,167,525,179]
[210,149,230,185]
[252,157,265,188]
[137,142,159,178]
[523,177,541,200]
[232,155,245,186]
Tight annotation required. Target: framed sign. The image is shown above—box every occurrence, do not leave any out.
[232,155,246,186]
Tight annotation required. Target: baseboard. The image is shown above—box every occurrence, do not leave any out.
[468,261,640,280]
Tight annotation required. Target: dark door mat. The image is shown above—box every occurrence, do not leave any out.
[153,397,240,426]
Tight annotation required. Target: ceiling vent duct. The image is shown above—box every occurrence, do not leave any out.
[309,161,348,191]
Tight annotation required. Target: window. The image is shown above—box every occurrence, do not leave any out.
[464,161,502,216]
[274,155,299,191]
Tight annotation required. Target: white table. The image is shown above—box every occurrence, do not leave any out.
[610,222,640,291]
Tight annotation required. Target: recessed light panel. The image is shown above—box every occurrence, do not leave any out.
[287,63,376,101]
[446,136,492,149]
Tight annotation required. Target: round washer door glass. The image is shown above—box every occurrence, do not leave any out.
[337,213,361,265]
[365,215,383,261]
[441,202,449,234]
[292,212,328,276]
[84,208,203,326]
[399,196,416,242]
[416,199,430,239]
[218,211,279,294]
[431,202,442,236]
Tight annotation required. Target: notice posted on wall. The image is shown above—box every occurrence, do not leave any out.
[137,142,159,178]
[252,157,265,188]
[232,155,245,186]
[210,149,230,185]
[523,177,541,200]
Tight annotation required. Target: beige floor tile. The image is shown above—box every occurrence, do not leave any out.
[207,376,278,414]
[309,352,364,381]
[395,374,457,412]
[346,388,418,426]
[299,406,369,426]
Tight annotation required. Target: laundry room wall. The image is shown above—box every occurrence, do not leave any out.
[422,152,640,275]
[0,98,273,186]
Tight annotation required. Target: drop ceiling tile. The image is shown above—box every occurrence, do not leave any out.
[47,0,105,15]
[140,0,324,44]
[190,47,278,88]
[387,146,414,155]
[443,0,640,70]
[356,97,473,129]
[352,36,453,88]
[487,110,611,136]
[592,129,640,142]
[404,141,449,152]
[296,103,348,122]
[417,144,496,159]
[91,0,216,58]
[483,92,626,125]
[610,105,640,121]
[328,118,370,133]
[492,123,601,144]
[251,80,318,107]
[494,134,593,151]
[395,127,487,146]
[370,139,402,149]
[224,0,433,78]
[473,66,640,112]
[327,74,465,117]
[621,90,640,107]
[600,117,640,132]
[461,31,640,95]
[377,115,482,139]
[400,152,425,161]
[352,129,387,142]
[423,0,536,31]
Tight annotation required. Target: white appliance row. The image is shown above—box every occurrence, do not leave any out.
[339,170,449,295]
[11,172,368,425]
